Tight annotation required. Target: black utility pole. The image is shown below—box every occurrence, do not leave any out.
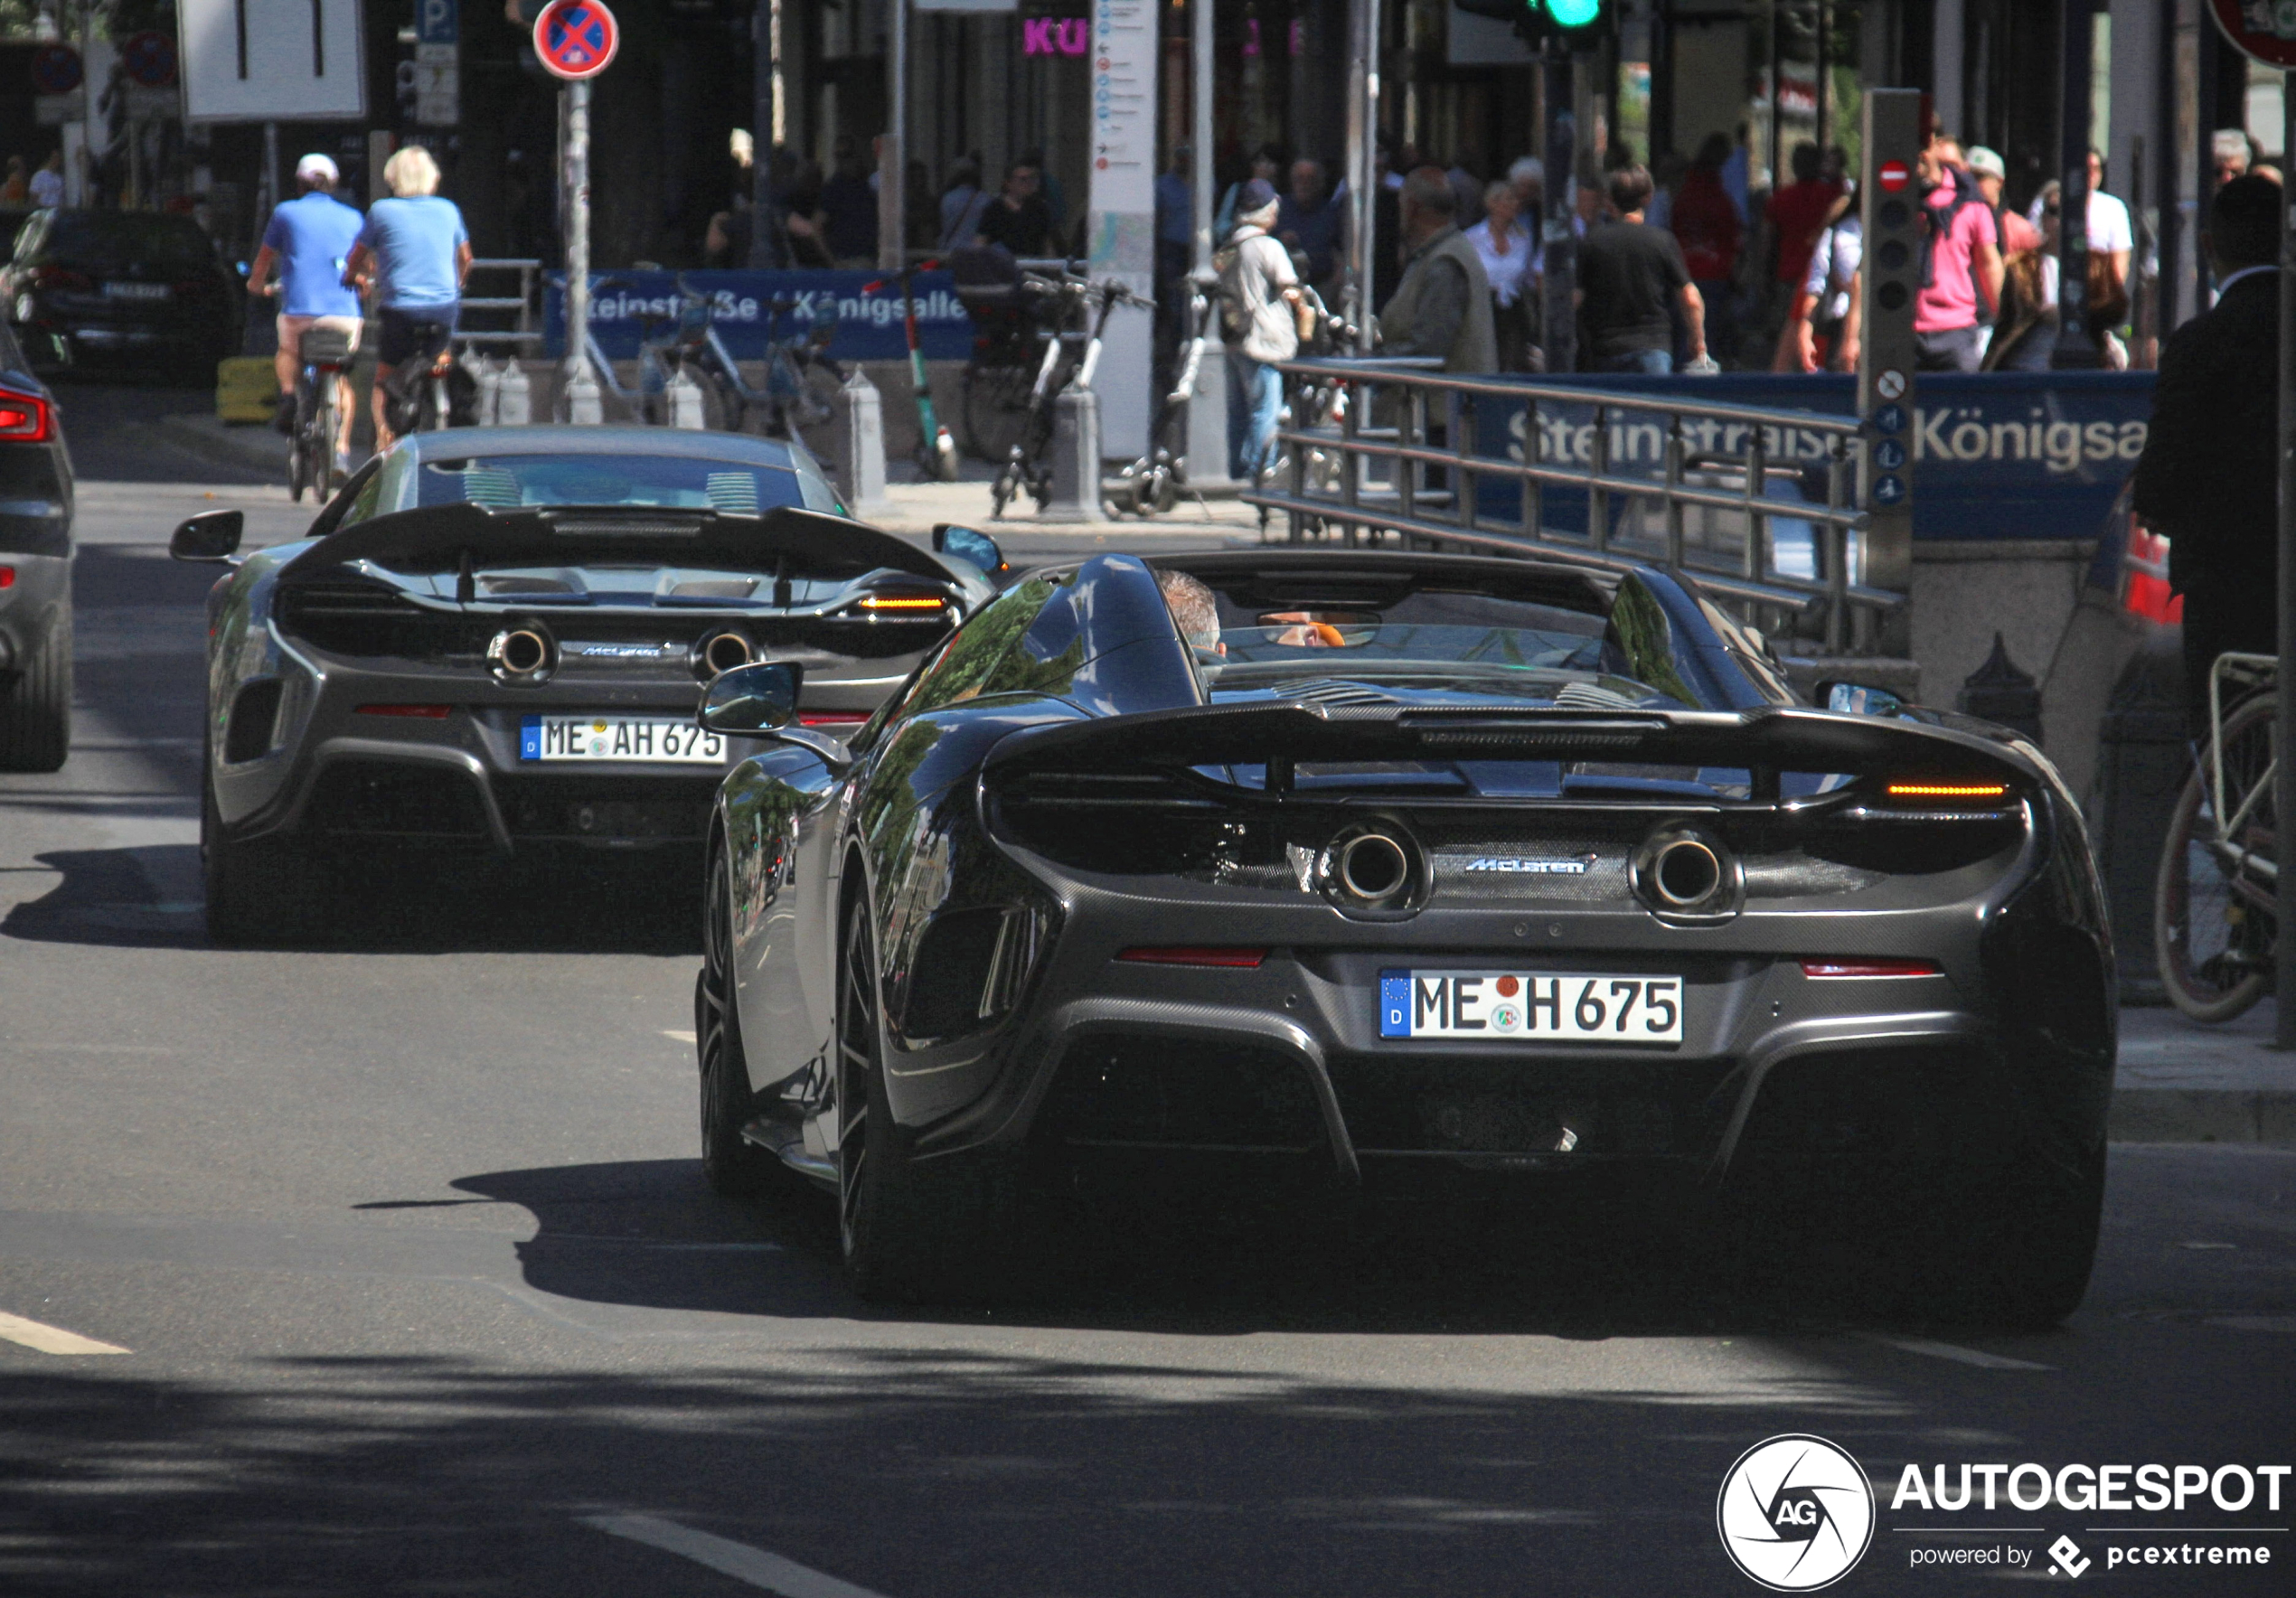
[1540,44,1576,373]
[2052,0,2100,369]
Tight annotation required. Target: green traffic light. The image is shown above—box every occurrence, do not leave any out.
[1544,0,1602,24]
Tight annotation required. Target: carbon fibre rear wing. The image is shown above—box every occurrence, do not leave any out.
[981,701,2044,806]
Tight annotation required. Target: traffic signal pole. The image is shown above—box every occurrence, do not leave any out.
[1539,45,1576,374]
[1345,0,1379,353]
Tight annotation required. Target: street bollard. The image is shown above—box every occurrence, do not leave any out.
[839,367,896,521]
[465,349,500,427]
[1956,633,2044,740]
[1038,385,1102,523]
[562,361,603,425]
[495,360,532,427]
[666,365,708,430]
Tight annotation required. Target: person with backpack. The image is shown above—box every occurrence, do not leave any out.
[1912,134,2000,372]
[1213,178,1303,484]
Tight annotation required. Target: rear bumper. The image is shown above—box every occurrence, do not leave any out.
[0,551,68,668]
[889,870,2115,1195]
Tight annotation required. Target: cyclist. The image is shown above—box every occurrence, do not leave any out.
[246,153,363,475]
[343,146,472,450]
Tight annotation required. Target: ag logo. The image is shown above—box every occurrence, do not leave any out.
[1717,1434,1876,1591]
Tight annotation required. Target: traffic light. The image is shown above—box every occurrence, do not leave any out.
[1541,0,1603,26]
[1450,0,1608,47]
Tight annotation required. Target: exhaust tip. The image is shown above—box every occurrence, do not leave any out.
[1651,838,1723,907]
[486,625,555,682]
[1633,828,1739,919]
[694,629,757,681]
[1334,831,1413,904]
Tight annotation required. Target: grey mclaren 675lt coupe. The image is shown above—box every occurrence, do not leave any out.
[175,428,995,944]
[694,550,2115,1325]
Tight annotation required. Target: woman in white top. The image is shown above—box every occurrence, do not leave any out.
[1464,179,1538,371]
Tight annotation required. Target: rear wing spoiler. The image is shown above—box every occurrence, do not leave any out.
[277,503,962,587]
[982,701,2043,794]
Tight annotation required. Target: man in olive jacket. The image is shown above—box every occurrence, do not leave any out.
[1379,166,1497,372]
[2133,175,2282,730]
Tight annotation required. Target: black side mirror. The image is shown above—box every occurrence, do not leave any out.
[1819,680,1908,719]
[171,509,244,563]
[699,661,803,736]
[933,522,1005,576]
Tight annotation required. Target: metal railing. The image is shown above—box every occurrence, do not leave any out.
[1245,358,1899,655]
[452,258,542,351]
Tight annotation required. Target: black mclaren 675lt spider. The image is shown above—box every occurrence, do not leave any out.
[695,550,2115,1325]
[175,428,995,944]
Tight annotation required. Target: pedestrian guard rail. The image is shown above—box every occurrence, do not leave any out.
[453,259,543,352]
[1246,356,1893,654]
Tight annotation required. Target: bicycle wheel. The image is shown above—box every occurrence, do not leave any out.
[2155,691,2278,1022]
[312,389,340,494]
[962,363,1033,464]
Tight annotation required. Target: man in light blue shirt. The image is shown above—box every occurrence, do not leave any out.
[246,153,363,456]
[343,145,472,447]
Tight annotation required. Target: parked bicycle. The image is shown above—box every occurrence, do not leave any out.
[2154,652,2279,1021]
[286,321,358,503]
[578,276,842,444]
[988,273,1151,521]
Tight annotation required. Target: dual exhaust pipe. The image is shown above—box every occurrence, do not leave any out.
[1315,821,1741,922]
[485,623,758,685]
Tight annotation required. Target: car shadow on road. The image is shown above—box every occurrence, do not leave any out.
[0,844,703,955]
[447,1154,1878,1341]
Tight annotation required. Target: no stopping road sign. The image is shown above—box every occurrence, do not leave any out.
[534,0,617,81]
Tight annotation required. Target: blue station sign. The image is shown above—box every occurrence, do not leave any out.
[544,269,974,364]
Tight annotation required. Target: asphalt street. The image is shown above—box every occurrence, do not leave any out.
[0,388,2290,1595]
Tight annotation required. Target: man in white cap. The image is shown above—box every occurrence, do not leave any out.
[1963,146,2039,254]
[246,153,364,470]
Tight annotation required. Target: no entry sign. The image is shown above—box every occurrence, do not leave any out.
[534,0,617,80]
[1877,159,1911,193]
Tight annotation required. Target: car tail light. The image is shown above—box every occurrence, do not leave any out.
[0,390,55,443]
[798,710,870,727]
[852,592,946,614]
[0,566,13,588]
[1800,959,1940,978]
[1885,781,2009,801]
[30,266,92,293]
[1116,946,1267,968]
[355,703,452,719]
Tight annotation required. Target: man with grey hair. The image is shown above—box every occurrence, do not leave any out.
[1379,166,1496,372]
[1155,569,1223,656]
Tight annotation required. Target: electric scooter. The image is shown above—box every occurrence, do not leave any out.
[989,275,1152,520]
[1117,275,1216,518]
[865,259,961,483]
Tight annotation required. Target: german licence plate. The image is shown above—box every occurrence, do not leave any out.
[102,281,171,301]
[1379,970,1684,1044]
[520,716,725,764]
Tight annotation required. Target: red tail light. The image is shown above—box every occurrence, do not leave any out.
[30,266,92,293]
[1117,946,1268,968]
[798,711,870,728]
[0,566,14,588]
[0,390,54,443]
[1800,959,1940,978]
[355,703,451,719]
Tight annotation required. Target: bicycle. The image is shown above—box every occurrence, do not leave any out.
[379,324,458,439]
[988,274,1151,521]
[2154,652,2279,1022]
[286,322,357,503]
[582,275,719,428]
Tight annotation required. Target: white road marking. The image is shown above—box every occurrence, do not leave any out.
[663,1029,697,1044]
[579,1514,889,1598]
[0,1309,130,1356]
[1857,1332,2056,1371]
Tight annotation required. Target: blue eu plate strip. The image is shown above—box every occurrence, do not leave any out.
[520,716,541,760]
[1379,971,1411,1038]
